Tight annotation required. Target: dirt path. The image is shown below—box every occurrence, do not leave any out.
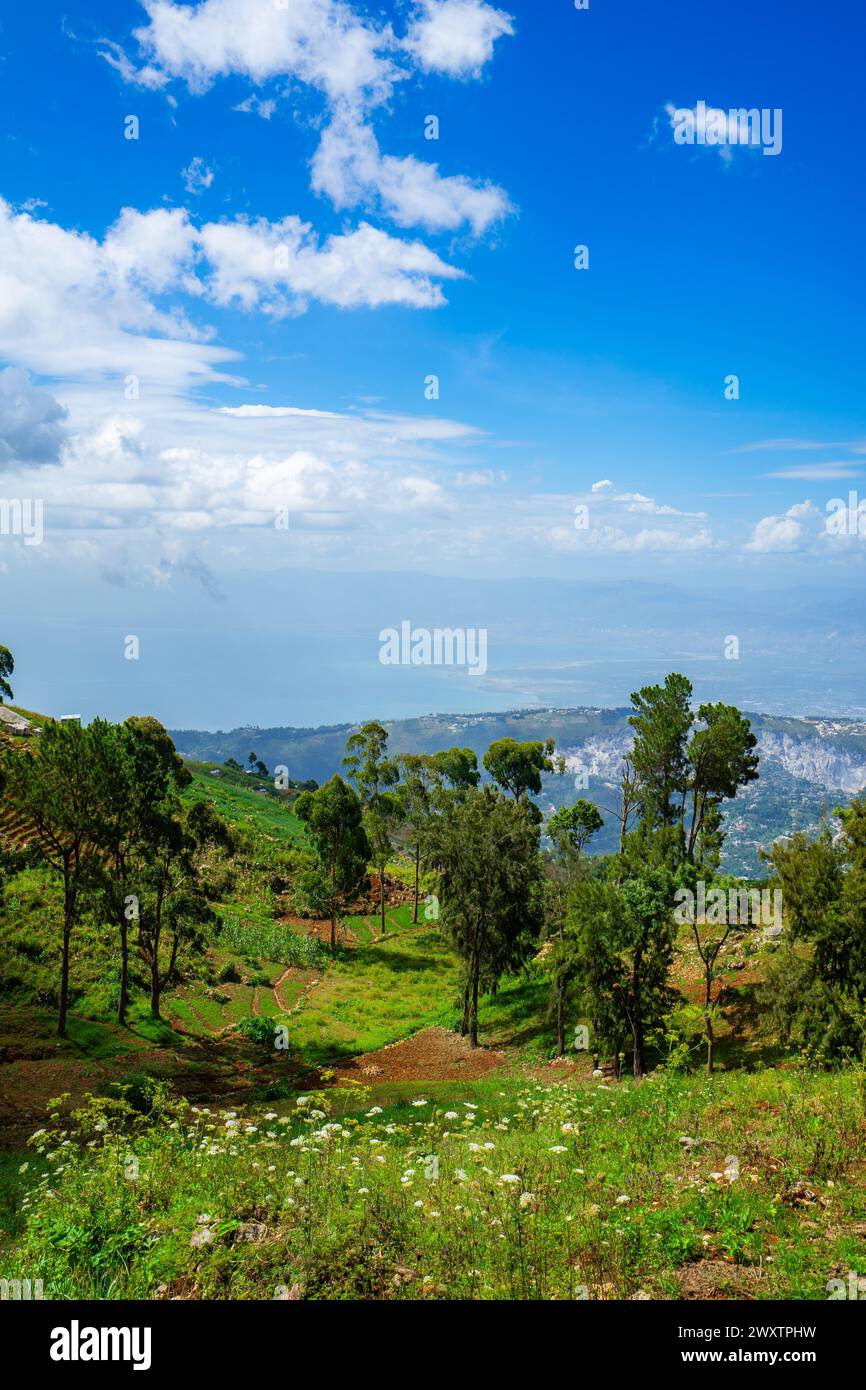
[329,1026,509,1084]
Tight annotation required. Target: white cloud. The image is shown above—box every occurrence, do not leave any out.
[551,522,714,555]
[124,0,399,105]
[455,468,505,486]
[0,367,67,468]
[233,94,276,120]
[547,481,715,555]
[744,501,825,553]
[217,404,341,420]
[311,105,511,235]
[181,156,215,194]
[103,205,201,294]
[765,462,863,481]
[0,200,465,392]
[0,199,231,387]
[198,215,464,312]
[405,0,515,76]
[104,0,515,242]
[735,437,850,453]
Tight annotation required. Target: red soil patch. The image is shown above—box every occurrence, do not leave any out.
[329,1026,509,1084]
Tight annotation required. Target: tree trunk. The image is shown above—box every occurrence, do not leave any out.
[330,913,337,949]
[460,979,470,1036]
[379,865,386,936]
[58,868,75,1037]
[413,845,420,924]
[469,962,480,1048]
[632,1021,644,1081]
[117,906,129,1025]
[556,983,565,1057]
[705,1009,715,1076]
[150,950,161,1019]
[58,919,71,1037]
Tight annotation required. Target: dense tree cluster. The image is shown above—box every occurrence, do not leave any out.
[4,640,863,1073]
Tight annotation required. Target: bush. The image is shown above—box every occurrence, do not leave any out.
[234,1015,283,1050]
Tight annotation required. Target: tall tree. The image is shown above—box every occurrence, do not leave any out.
[395,754,438,923]
[627,674,759,869]
[428,788,542,1046]
[544,800,604,1054]
[686,703,759,864]
[628,673,694,836]
[136,799,233,1018]
[600,756,642,856]
[1,720,107,1035]
[556,876,626,1071]
[343,721,399,935]
[762,806,866,1058]
[395,748,480,923]
[294,776,370,947]
[482,737,555,823]
[96,717,191,1024]
[613,869,677,1080]
[431,747,480,793]
[547,800,604,859]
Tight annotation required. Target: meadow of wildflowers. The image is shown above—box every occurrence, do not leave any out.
[8,1067,865,1301]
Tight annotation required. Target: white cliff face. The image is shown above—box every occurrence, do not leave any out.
[757,732,866,794]
[560,726,866,796]
[562,733,634,782]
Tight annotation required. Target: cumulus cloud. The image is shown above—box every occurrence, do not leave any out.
[0,199,233,386]
[547,481,714,555]
[742,501,842,553]
[311,105,511,235]
[0,200,465,389]
[404,0,515,76]
[0,367,68,468]
[0,391,482,544]
[120,0,400,104]
[198,215,464,312]
[103,0,515,240]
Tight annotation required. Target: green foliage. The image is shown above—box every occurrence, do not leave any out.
[763,799,866,1058]
[482,737,555,822]
[8,1069,865,1301]
[234,1015,283,1050]
[216,915,328,968]
[294,775,369,946]
[547,799,604,856]
[428,787,543,1045]
[626,674,759,870]
[0,642,13,703]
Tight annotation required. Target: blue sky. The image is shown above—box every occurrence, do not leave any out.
[0,0,864,726]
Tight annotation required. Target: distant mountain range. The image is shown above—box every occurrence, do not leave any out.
[170,707,866,876]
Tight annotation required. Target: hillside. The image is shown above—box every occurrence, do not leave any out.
[170,707,866,875]
[3,698,865,1309]
[1,740,795,1129]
